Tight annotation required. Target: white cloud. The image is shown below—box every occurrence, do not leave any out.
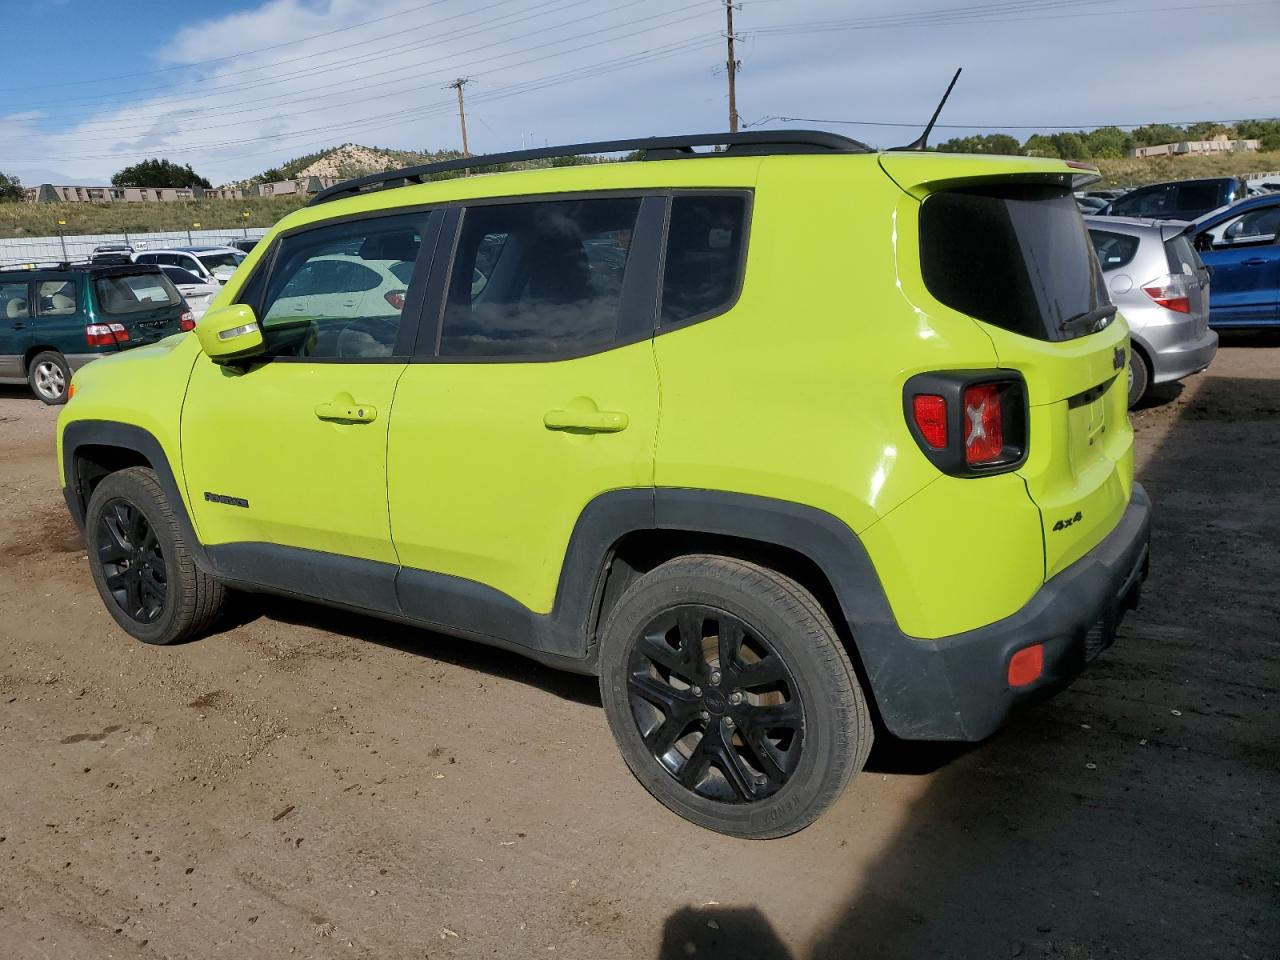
[3,0,1277,186]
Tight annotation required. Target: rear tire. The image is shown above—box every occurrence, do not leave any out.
[1127,346,1150,408]
[28,351,70,405]
[85,467,226,645]
[598,555,872,839]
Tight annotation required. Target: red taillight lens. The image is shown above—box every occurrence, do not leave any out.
[963,383,1003,464]
[384,289,407,311]
[1142,273,1191,313]
[179,311,196,332]
[911,394,948,449]
[1008,643,1044,687]
[85,322,128,346]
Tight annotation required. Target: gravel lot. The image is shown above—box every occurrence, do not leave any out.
[1,336,1276,960]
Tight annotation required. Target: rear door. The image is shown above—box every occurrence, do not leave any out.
[387,194,663,623]
[905,170,1134,579]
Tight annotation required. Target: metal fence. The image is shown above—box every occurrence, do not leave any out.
[0,227,271,268]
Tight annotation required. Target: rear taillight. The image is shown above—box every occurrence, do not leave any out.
[911,394,948,449]
[962,383,1004,465]
[179,310,196,332]
[1142,273,1191,313]
[384,289,407,311]
[85,322,129,347]
[904,371,1027,477]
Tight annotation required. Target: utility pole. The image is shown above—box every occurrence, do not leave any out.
[724,0,740,133]
[447,77,473,156]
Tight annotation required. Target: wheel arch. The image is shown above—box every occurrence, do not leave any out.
[23,345,66,373]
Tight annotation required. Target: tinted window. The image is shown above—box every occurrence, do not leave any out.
[161,266,206,286]
[1174,181,1224,213]
[37,280,77,316]
[94,273,182,314]
[1215,204,1280,247]
[0,282,29,320]
[257,214,424,360]
[1110,184,1172,218]
[440,197,642,358]
[1089,229,1141,271]
[920,184,1105,341]
[661,194,748,326]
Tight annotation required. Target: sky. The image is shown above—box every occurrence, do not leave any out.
[1,0,1277,187]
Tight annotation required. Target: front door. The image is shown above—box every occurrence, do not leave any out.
[180,211,437,611]
[388,195,664,624]
[1199,201,1280,326]
[0,280,32,381]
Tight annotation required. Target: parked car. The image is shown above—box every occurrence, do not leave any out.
[134,246,245,285]
[0,262,192,404]
[90,243,135,265]
[159,265,221,321]
[230,238,259,254]
[1075,194,1109,214]
[1186,193,1280,328]
[58,132,1150,838]
[1085,216,1217,405]
[1100,177,1250,221]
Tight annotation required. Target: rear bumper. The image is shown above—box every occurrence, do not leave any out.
[1148,326,1218,384]
[862,483,1151,741]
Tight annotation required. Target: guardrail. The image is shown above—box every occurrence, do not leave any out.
[0,227,270,268]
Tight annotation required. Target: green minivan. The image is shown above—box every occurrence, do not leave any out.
[0,262,193,404]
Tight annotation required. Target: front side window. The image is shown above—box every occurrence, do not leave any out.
[1212,205,1280,248]
[0,282,29,320]
[1174,182,1224,212]
[94,273,182,315]
[256,214,425,359]
[37,279,78,316]
[660,194,748,326]
[439,197,642,358]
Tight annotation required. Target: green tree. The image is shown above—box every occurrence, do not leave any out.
[1185,121,1229,140]
[0,171,23,201]
[935,133,1022,155]
[111,158,212,189]
[1048,132,1089,160]
[257,167,284,183]
[1022,133,1060,158]
[1129,124,1185,148]
[1084,126,1131,159]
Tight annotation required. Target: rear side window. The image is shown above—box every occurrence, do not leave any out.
[1110,184,1171,218]
[1175,181,1224,212]
[920,183,1105,341]
[1089,230,1140,271]
[1165,234,1200,277]
[660,194,748,326]
[94,273,182,315]
[440,197,642,358]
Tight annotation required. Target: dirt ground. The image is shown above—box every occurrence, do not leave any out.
[1,337,1276,960]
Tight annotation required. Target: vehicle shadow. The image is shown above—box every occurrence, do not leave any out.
[656,370,1280,960]
[226,591,602,707]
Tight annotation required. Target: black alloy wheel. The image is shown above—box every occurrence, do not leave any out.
[96,499,167,624]
[627,605,804,803]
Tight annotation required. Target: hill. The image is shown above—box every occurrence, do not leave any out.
[0,196,308,240]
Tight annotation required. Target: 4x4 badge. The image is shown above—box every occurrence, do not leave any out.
[1113,346,1125,371]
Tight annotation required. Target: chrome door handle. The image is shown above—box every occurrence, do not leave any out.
[1241,258,1268,266]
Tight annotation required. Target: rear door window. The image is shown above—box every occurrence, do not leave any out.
[439,196,643,358]
[1174,181,1224,213]
[1110,184,1173,218]
[94,273,182,314]
[37,280,78,316]
[1089,230,1140,271]
[920,183,1106,341]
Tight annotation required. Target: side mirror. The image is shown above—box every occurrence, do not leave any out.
[194,304,264,362]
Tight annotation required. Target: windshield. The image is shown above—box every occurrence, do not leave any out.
[94,272,182,314]
[920,183,1106,341]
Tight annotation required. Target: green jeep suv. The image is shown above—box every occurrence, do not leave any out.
[56,132,1151,838]
[1,262,193,403]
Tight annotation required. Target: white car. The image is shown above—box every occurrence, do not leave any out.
[134,246,245,285]
[262,254,413,357]
[159,265,221,321]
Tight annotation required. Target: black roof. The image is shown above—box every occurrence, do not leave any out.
[0,260,163,277]
[311,129,871,205]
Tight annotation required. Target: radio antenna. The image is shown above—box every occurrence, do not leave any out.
[894,67,962,151]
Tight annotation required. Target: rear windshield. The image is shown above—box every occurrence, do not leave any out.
[94,272,182,315]
[920,183,1106,341]
[1089,229,1141,271]
[1165,234,1200,277]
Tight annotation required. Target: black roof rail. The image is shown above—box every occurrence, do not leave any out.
[310,129,871,206]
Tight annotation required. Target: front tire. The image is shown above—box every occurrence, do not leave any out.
[85,467,226,645]
[28,351,70,405]
[598,555,872,839]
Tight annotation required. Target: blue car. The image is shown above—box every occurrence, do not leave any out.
[1190,194,1280,328]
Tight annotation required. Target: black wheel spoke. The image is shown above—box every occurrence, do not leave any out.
[95,497,168,626]
[626,603,806,806]
[104,568,131,591]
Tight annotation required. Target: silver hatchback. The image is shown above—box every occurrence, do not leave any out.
[1086,216,1219,406]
